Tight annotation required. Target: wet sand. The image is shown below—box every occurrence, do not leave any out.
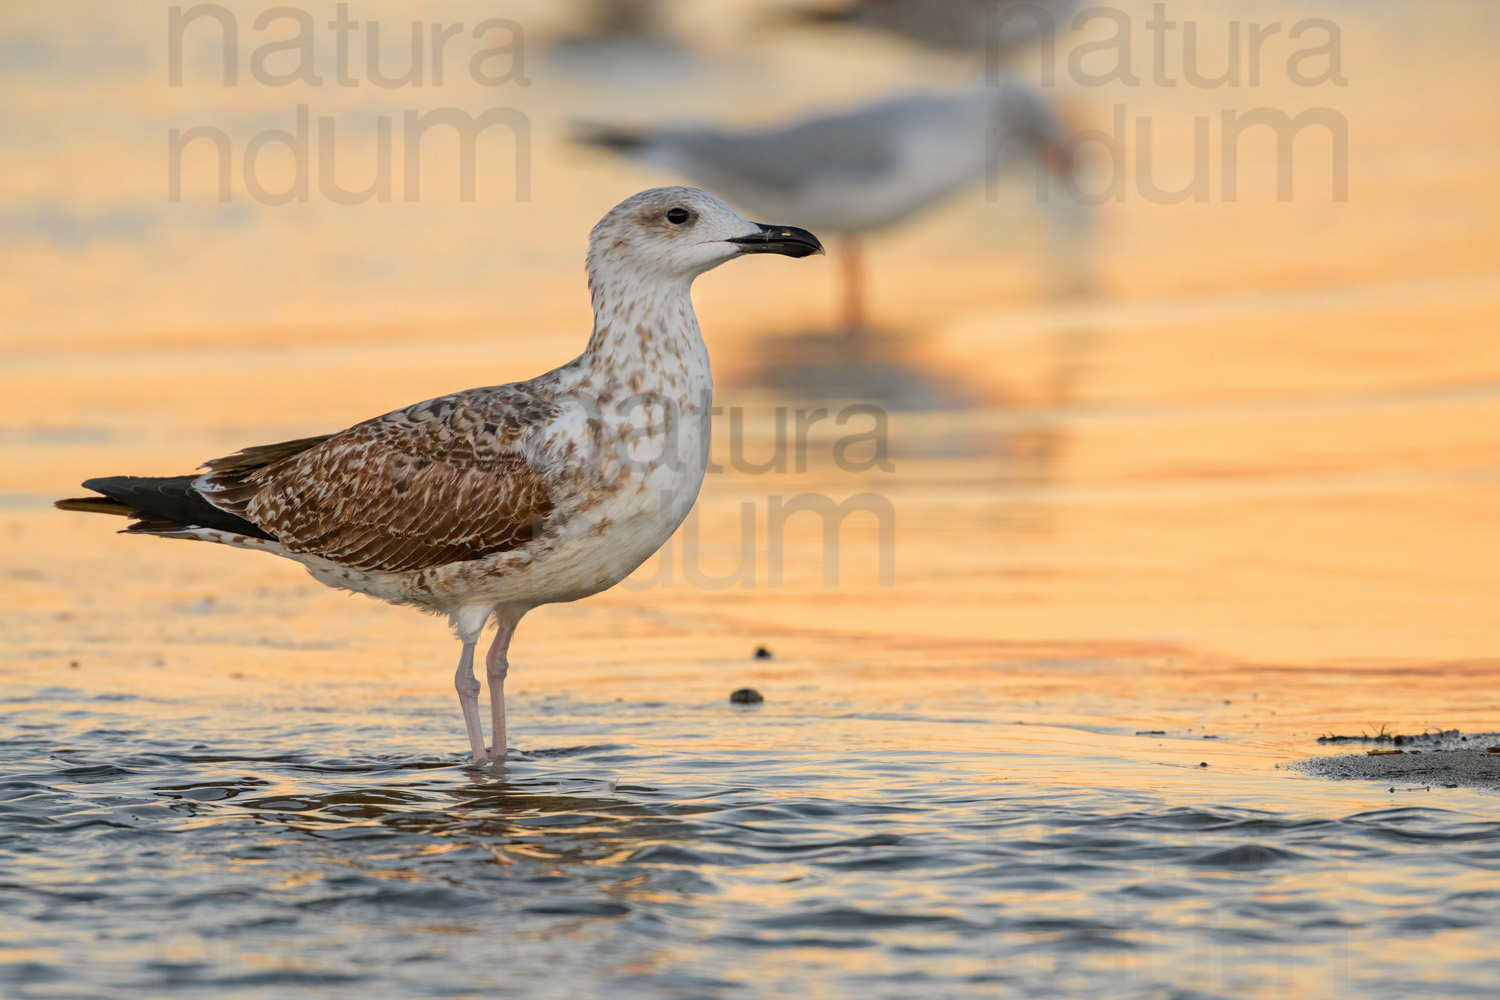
[1296,733,1500,794]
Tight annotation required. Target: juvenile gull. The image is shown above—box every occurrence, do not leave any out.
[56,188,822,765]
[579,83,1072,337]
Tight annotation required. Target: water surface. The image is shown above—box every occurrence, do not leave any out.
[5,680,1500,1000]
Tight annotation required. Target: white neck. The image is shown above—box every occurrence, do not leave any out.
[581,268,711,400]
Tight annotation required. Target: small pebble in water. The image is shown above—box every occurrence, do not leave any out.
[69,660,79,669]
[1199,762,1208,768]
[730,688,764,704]
[753,647,772,660]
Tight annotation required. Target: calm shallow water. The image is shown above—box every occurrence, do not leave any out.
[4,683,1500,1000]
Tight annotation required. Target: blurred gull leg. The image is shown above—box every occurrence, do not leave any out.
[840,234,866,353]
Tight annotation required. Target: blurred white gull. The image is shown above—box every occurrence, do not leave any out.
[56,188,822,767]
[579,82,1074,339]
[785,0,1081,56]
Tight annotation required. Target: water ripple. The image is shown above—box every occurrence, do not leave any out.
[2,693,1499,999]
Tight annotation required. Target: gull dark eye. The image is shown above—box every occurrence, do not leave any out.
[666,207,690,225]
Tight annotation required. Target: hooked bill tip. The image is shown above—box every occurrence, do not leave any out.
[732,223,824,259]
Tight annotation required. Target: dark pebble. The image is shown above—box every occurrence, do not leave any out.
[753,647,773,660]
[729,688,764,705]
[1199,762,1208,768]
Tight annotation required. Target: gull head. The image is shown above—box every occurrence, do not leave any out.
[988,84,1077,179]
[589,187,823,284]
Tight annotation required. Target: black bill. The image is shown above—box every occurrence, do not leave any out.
[731,223,824,259]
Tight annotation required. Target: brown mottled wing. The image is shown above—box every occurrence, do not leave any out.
[197,389,557,573]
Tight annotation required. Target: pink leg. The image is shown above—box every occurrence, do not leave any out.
[453,639,487,765]
[485,609,526,760]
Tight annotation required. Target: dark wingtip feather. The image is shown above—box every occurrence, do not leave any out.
[56,474,278,541]
[82,475,148,495]
[772,3,856,28]
[55,495,133,516]
[572,122,653,154]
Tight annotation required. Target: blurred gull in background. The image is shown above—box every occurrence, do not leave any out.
[550,0,686,70]
[578,80,1075,346]
[784,0,1081,58]
[577,0,669,39]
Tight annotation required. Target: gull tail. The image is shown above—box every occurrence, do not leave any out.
[56,475,276,540]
